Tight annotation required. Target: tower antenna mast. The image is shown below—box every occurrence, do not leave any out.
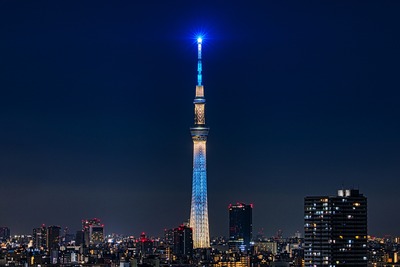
[197,37,202,86]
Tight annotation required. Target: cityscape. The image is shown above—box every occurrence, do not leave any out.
[1,1,400,267]
[1,193,400,266]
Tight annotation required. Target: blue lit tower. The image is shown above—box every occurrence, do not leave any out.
[189,36,210,248]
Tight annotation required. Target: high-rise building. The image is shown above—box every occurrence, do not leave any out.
[304,189,367,266]
[189,36,210,249]
[47,225,61,250]
[75,230,84,246]
[33,224,47,249]
[229,203,253,251]
[82,218,104,246]
[164,228,174,247]
[0,227,10,241]
[138,232,154,256]
[173,224,193,258]
[90,224,104,245]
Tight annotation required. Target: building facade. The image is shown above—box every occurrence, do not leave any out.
[229,203,253,252]
[0,227,10,241]
[173,224,193,258]
[82,218,104,247]
[304,189,367,266]
[47,225,61,250]
[33,224,47,249]
[189,36,210,249]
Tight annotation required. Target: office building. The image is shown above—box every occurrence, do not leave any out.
[138,232,154,256]
[0,227,10,241]
[173,224,193,258]
[189,36,210,248]
[47,225,61,250]
[33,224,47,249]
[229,203,253,252]
[304,189,367,266]
[75,230,84,246]
[164,228,174,247]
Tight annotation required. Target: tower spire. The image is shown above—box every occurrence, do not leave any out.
[197,37,202,86]
[190,36,210,248]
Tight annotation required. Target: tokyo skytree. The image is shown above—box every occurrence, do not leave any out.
[189,36,210,248]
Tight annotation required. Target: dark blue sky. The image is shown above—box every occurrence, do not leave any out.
[0,1,399,237]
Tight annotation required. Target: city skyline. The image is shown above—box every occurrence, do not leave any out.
[1,1,400,237]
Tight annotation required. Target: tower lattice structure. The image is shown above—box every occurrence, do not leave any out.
[189,37,210,248]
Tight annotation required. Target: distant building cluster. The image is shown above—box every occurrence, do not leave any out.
[0,192,399,266]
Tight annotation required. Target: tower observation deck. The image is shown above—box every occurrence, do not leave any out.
[189,37,210,248]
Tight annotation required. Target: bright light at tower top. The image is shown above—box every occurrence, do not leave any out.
[197,36,203,43]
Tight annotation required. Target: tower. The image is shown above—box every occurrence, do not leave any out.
[304,189,367,266]
[189,36,210,248]
[229,203,253,252]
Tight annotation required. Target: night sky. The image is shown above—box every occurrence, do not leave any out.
[1,1,400,238]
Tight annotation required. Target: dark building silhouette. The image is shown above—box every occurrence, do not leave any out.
[304,189,367,266]
[75,230,84,246]
[164,228,174,247]
[229,203,253,251]
[173,224,193,258]
[61,227,74,245]
[47,225,61,250]
[0,227,10,241]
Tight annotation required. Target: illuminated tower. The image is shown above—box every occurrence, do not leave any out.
[189,36,210,248]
